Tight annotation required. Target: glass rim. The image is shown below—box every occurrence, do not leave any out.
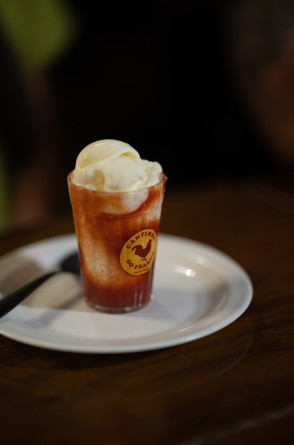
[67,171,167,196]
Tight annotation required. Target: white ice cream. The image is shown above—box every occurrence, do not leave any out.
[71,139,162,192]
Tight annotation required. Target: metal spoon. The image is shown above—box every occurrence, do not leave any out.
[0,251,80,317]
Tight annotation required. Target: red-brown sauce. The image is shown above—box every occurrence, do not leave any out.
[68,175,166,311]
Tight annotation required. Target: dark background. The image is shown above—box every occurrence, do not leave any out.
[1,0,294,227]
[52,1,274,183]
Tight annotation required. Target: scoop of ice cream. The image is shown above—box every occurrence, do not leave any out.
[71,139,162,192]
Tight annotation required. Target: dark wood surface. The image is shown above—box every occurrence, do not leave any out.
[1,176,294,445]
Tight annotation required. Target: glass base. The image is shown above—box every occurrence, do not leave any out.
[85,299,150,314]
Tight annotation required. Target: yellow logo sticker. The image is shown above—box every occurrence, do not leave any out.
[120,229,157,276]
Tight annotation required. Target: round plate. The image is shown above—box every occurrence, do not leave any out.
[0,233,253,353]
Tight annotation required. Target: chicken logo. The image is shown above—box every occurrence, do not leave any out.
[131,239,152,261]
[120,229,157,276]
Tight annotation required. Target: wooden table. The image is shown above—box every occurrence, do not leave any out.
[1,176,293,444]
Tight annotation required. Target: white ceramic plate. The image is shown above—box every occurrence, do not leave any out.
[0,233,253,353]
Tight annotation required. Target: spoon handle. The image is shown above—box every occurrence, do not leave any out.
[0,272,56,317]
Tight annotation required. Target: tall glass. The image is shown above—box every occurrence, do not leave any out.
[67,173,167,313]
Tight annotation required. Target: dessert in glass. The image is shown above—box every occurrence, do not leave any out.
[68,139,166,313]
